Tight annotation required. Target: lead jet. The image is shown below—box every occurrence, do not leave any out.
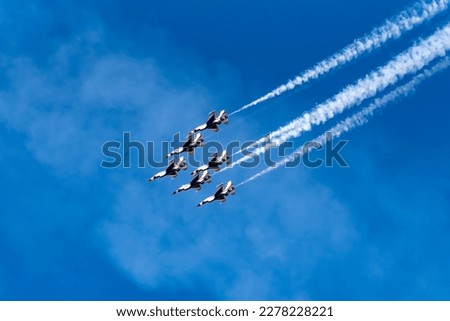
[191,151,230,175]
[173,171,212,194]
[193,110,228,133]
[148,157,187,182]
[197,181,235,207]
[166,132,204,158]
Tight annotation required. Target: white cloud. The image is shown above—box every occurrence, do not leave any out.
[99,168,357,299]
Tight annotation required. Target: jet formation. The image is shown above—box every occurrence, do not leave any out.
[148,110,235,207]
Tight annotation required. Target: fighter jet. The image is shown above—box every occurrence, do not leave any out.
[148,157,187,182]
[173,171,212,194]
[197,181,235,207]
[166,132,204,158]
[193,110,228,132]
[191,151,230,175]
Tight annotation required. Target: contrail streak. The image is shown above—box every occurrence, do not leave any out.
[229,0,449,116]
[228,22,450,169]
[236,57,450,187]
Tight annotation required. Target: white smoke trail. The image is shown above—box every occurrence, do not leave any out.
[229,0,449,116]
[229,22,450,169]
[236,57,450,187]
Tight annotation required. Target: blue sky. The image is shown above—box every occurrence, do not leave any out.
[1,0,449,300]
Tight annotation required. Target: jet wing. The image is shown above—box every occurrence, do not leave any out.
[214,184,224,197]
[206,111,216,125]
[209,124,219,131]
